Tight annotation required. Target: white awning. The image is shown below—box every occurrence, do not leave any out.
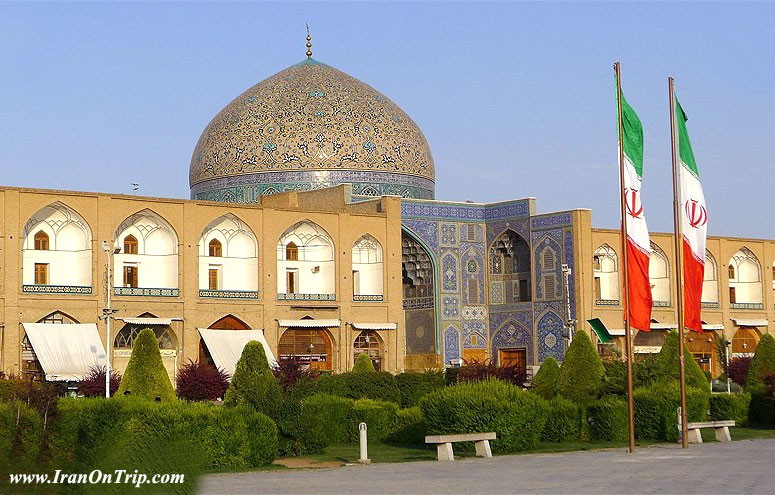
[650,323,677,331]
[608,329,626,336]
[117,317,181,326]
[277,319,341,328]
[702,324,725,331]
[22,323,106,381]
[351,322,398,330]
[198,329,277,377]
[634,346,662,354]
[732,318,769,327]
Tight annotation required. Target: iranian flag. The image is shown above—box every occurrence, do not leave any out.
[618,82,652,332]
[676,98,707,333]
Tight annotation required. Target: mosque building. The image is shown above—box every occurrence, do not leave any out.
[1,38,774,383]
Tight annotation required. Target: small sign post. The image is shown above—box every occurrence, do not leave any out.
[358,422,370,464]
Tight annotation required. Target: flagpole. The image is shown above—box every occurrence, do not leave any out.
[669,76,689,449]
[615,62,636,454]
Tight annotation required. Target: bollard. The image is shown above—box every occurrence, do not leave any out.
[358,422,371,464]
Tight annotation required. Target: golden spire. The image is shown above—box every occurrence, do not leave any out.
[305,24,312,59]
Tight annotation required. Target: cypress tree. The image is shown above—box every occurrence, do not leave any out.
[116,328,176,401]
[224,341,282,418]
[655,330,707,389]
[745,333,775,390]
[352,352,376,373]
[556,331,604,404]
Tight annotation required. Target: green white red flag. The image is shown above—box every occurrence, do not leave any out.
[617,79,653,332]
[676,98,707,333]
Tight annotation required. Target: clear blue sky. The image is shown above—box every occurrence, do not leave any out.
[1,2,773,237]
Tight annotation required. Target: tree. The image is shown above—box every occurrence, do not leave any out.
[655,330,708,389]
[116,329,175,401]
[224,341,282,418]
[746,334,775,390]
[556,331,604,404]
[175,360,230,401]
[352,352,376,373]
[78,365,122,397]
[531,357,560,400]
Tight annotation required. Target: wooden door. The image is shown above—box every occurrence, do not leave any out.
[499,348,527,375]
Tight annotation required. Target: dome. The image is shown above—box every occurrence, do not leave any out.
[189,58,435,202]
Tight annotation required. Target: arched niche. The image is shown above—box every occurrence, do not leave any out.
[702,251,719,304]
[198,214,258,293]
[728,247,762,305]
[402,229,437,355]
[276,221,335,297]
[489,229,531,303]
[593,244,620,302]
[352,234,383,299]
[22,202,92,288]
[649,243,670,305]
[114,209,178,290]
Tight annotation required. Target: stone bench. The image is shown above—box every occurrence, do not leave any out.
[425,432,497,461]
[678,408,735,443]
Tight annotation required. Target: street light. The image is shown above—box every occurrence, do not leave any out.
[100,241,120,398]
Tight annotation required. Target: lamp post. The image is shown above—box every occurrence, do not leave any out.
[101,241,120,398]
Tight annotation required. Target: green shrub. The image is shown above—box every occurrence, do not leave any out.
[47,397,277,484]
[116,329,176,401]
[710,393,751,425]
[746,334,775,389]
[385,407,427,445]
[633,382,709,441]
[224,341,283,420]
[557,331,603,404]
[633,355,661,388]
[588,397,628,442]
[352,352,376,373]
[748,388,775,426]
[532,357,560,400]
[349,399,399,442]
[420,379,549,454]
[0,401,43,475]
[395,370,445,407]
[317,371,401,403]
[655,331,708,389]
[541,397,582,442]
[299,393,354,445]
[273,376,324,456]
[444,366,460,386]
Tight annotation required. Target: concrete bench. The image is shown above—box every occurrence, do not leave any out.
[677,408,735,443]
[425,432,496,461]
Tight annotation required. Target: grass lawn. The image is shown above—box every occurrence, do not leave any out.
[700,425,775,442]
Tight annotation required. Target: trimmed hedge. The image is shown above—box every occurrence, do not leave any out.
[224,341,283,420]
[385,407,427,445]
[350,399,399,442]
[352,352,376,373]
[633,382,709,441]
[46,397,277,485]
[273,376,325,456]
[588,397,628,442]
[0,401,43,476]
[420,379,549,454]
[300,393,354,445]
[532,358,560,400]
[395,371,445,407]
[557,332,603,405]
[748,389,775,426]
[116,329,176,401]
[541,397,582,442]
[317,371,401,403]
[655,331,708,389]
[709,393,750,425]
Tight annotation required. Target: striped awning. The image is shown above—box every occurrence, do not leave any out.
[731,318,769,327]
[117,317,181,326]
[351,322,398,330]
[278,319,341,328]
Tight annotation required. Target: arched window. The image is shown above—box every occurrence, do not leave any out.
[732,327,760,355]
[285,242,299,261]
[352,235,383,298]
[728,247,763,306]
[649,243,670,305]
[123,235,138,255]
[353,331,384,371]
[594,244,619,303]
[208,239,222,257]
[402,230,437,355]
[34,231,49,250]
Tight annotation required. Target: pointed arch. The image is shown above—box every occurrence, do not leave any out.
[702,250,719,304]
[489,229,531,303]
[114,209,178,291]
[352,234,384,298]
[649,242,670,305]
[729,246,763,305]
[22,202,93,288]
[277,220,335,297]
[198,214,258,293]
[594,244,620,302]
[115,209,178,255]
[208,315,251,330]
[402,227,439,356]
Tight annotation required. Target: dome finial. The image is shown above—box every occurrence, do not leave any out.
[305,24,312,59]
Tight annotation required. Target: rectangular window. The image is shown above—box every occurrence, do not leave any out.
[544,275,555,298]
[34,263,48,285]
[468,279,479,303]
[467,223,475,241]
[729,286,736,304]
[208,268,219,290]
[286,270,297,294]
[123,265,138,288]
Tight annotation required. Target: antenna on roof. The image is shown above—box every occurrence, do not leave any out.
[131,183,139,192]
[306,24,312,59]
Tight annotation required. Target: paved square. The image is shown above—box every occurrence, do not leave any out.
[200,439,775,494]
